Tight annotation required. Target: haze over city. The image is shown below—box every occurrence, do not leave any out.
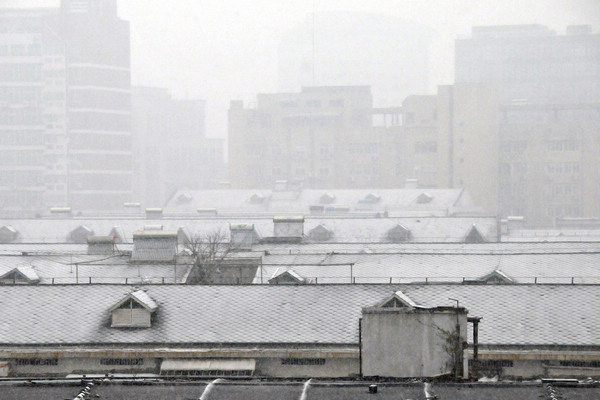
[6,0,600,139]
[2,0,600,395]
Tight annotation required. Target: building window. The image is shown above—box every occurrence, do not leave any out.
[281,358,326,366]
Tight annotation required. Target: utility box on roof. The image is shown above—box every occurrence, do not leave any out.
[273,216,304,238]
[361,292,468,378]
[230,224,257,250]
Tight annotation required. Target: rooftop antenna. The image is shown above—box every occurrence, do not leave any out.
[311,0,316,86]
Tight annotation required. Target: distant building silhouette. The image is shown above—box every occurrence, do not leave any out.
[456,25,600,226]
[131,86,225,207]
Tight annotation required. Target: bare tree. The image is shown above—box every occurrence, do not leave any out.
[183,228,232,284]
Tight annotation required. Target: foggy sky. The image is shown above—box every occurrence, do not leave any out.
[5,0,600,141]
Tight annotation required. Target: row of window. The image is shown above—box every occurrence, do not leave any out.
[546,162,580,175]
[0,108,42,125]
[0,64,41,82]
[0,130,43,146]
[0,150,43,166]
[279,99,344,108]
[281,358,326,365]
[546,205,581,218]
[0,44,42,57]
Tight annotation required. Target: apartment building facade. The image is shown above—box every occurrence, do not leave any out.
[0,0,132,216]
[456,24,600,226]
[228,84,500,216]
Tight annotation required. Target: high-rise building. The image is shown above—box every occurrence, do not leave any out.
[455,25,600,226]
[0,0,132,216]
[132,86,225,207]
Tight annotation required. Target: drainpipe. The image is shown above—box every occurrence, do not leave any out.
[358,318,363,378]
[468,316,482,380]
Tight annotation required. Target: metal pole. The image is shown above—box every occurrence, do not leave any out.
[449,298,460,381]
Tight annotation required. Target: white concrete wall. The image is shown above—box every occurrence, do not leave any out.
[257,357,358,378]
[10,357,158,376]
[361,309,467,378]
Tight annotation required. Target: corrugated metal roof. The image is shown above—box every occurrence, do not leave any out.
[0,254,191,284]
[255,250,600,284]
[0,284,598,347]
[164,188,476,216]
[0,216,500,243]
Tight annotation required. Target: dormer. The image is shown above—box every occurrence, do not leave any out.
[0,225,18,243]
[249,193,265,204]
[0,266,40,285]
[69,225,94,244]
[464,224,485,243]
[387,224,411,242]
[479,269,514,284]
[109,290,158,328]
[268,269,307,285]
[319,193,336,204]
[109,227,125,244]
[308,224,333,241]
[374,291,422,309]
[176,193,193,204]
[360,193,381,204]
[416,192,433,204]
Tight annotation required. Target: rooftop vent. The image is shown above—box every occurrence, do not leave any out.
[197,208,218,216]
[230,224,258,250]
[87,236,115,255]
[145,208,163,219]
[131,231,178,262]
[144,224,163,231]
[273,216,304,238]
